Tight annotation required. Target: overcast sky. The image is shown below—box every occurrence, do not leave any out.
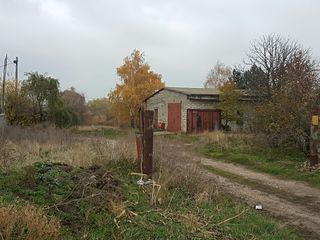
[0,0,319,100]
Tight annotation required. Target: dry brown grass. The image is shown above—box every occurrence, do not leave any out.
[0,124,136,169]
[198,131,257,151]
[182,131,271,156]
[0,203,61,240]
[152,138,218,205]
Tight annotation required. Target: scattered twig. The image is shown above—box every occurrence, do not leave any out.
[166,188,177,210]
[0,230,4,240]
[114,218,120,229]
[115,209,126,219]
[128,210,138,217]
[44,193,103,210]
[215,209,246,226]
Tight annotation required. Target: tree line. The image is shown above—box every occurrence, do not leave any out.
[2,73,80,127]
[3,33,319,151]
[206,34,320,149]
[0,50,164,129]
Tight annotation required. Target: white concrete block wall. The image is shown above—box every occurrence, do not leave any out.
[145,89,187,130]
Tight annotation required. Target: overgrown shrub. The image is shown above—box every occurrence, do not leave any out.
[4,81,33,126]
[51,106,80,128]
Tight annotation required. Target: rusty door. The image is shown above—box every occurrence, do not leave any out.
[187,109,221,133]
[167,103,181,132]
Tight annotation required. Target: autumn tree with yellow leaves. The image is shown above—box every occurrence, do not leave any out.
[109,50,165,127]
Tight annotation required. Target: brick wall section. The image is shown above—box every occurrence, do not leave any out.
[145,89,220,132]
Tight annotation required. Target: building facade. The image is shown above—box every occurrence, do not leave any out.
[144,87,222,132]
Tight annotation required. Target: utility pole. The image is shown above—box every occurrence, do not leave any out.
[13,56,18,90]
[1,54,8,113]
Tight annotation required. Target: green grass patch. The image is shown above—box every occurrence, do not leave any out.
[207,147,320,187]
[199,199,302,240]
[0,160,303,239]
[168,132,320,187]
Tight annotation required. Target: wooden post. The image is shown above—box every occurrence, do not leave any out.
[143,110,154,176]
[310,110,319,167]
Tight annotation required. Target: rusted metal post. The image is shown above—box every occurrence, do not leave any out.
[143,110,154,176]
[136,108,144,170]
[136,133,143,167]
[310,110,319,167]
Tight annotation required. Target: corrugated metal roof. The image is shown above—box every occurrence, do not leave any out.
[165,87,220,95]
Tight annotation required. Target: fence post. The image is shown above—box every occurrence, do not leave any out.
[143,110,154,175]
[310,110,319,167]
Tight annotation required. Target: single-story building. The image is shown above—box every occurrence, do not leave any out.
[144,87,254,133]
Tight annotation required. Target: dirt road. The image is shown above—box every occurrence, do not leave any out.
[154,137,320,239]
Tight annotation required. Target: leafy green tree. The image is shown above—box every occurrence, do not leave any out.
[23,72,61,122]
[232,65,268,94]
[218,81,241,130]
[231,69,246,89]
[4,72,79,128]
[51,105,80,128]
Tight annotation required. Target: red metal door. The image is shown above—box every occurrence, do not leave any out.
[187,109,221,133]
[167,103,181,132]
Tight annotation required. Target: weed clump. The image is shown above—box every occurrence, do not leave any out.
[0,203,61,240]
[152,138,218,206]
[0,162,123,238]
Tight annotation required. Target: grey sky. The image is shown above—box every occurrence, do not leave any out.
[0,0,319,100]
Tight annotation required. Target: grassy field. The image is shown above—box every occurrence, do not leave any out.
[0,125,303,239]
[71,125,132,139]
[165,132,320,187]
